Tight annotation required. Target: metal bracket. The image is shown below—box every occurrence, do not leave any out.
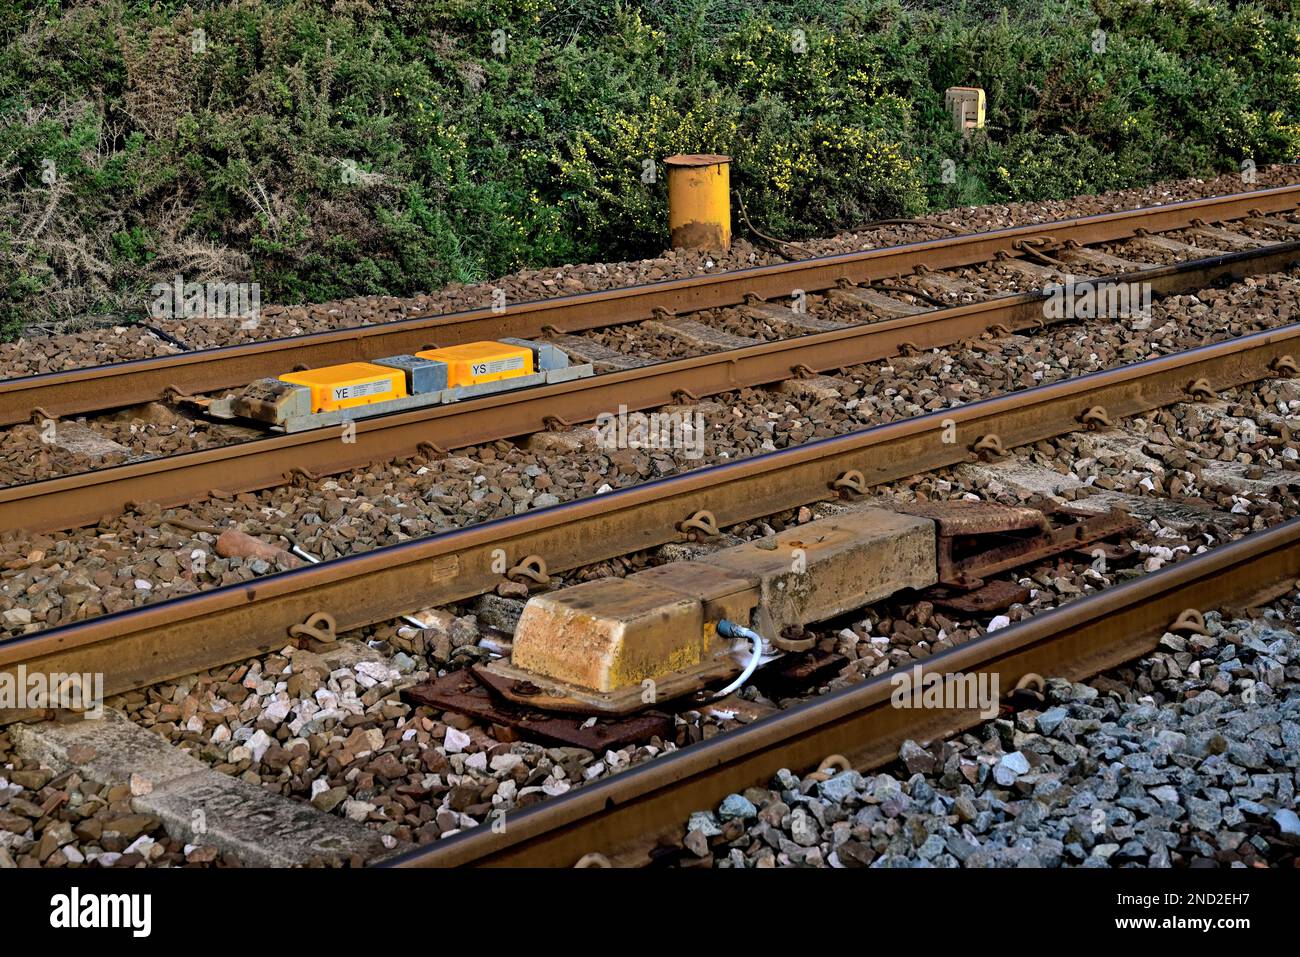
[1080,405,1113,430]
[972,434,1006,459]
[831,469,868,496]
[679,509,721,539]
[289,611,338,649]
[1169,608,1207,636]
[806,754,851,783]
[507,554,550,586]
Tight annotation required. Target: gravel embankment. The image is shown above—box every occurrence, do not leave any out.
[683,602,1300,868]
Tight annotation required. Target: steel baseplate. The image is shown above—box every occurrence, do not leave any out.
[402,671,674,750]
[403,648,850,750]
[475,656,739,716]
[895,500,1138,589]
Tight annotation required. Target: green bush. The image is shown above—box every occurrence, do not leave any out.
[0,0,1297,337]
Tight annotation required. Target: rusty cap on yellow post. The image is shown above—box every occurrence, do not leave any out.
[664,153,731,251]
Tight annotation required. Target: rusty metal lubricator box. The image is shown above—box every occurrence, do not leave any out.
[415,341,534,388]
[488,507,938,714]
[279,362,407,413]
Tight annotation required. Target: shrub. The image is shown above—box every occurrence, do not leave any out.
[0,0,1296,335]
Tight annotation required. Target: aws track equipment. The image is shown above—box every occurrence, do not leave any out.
[201,338,592,432]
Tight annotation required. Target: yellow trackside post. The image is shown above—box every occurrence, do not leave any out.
[664,154,732,250]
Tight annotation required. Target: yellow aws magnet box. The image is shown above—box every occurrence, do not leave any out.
[279,362,407,413]
[416,341,534,388]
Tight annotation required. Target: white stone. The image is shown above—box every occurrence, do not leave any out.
[246,730,273,763]
[314,688,339,710]
[356,661,398,684]
[343,800,375,822]
[264,698,291,723]
[125,835,155,856]
[444,727,471,754]
[489,753,523,773]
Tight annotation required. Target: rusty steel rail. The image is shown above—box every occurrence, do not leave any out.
[388,514,1300,867]
[2,316,1299,723]
[1,185,1298,427]
[4,240,1298,534]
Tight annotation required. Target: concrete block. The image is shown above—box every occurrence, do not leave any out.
[710,506,936,635]
[511,577,704,693]
[629,561,759,627]
[644,317,760,351]
[540,335,653,371]
[779,375,850,403]
[11,710,398,866]
[50,424,133,461]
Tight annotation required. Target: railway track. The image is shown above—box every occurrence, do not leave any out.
[6,362,1297,866]
[3,200,1300,533]
[3,314,1298,717]
[1,185,1296,431]
[5,184,1300,869]
[390,516,1300,867]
